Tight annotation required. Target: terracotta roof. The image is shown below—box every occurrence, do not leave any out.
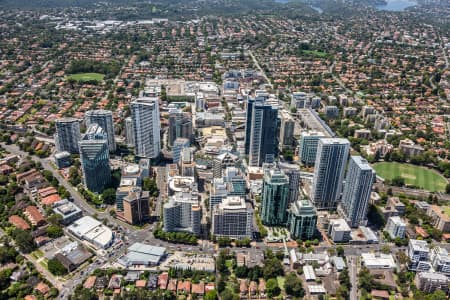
[258,279,266,292]
[41,194,61,206]
[415,226,430,238]
[177,280,191,293]
[84,276,97,289]
[24,206,45,225]
[205,283,215,292]
[24,296,37,300]
[38,187,58,198]
[167,279,177,291]
[158,272,168,289]
[35,282,50,295]
[191,282,205,295]
[371,290,390,299]
[135,280,146,288]
[9,215,30,230]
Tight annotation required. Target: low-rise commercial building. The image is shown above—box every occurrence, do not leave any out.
[53,199,83,225]
[361,253,396,269]
[55,242,92,272]
[67,216,113,249]
[118,243,166,267]
[328,218,351,242]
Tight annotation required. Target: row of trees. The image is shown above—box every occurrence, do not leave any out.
[153,228,198,245]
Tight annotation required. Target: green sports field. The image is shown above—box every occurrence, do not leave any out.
[373,162,448,192]
[67,73,104,82]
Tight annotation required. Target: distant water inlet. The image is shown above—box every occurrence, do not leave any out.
[375,0,417,11]
[273,0,323,13]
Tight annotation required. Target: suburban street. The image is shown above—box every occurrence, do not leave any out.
[347,256,358,300]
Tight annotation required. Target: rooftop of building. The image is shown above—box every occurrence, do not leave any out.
[290,199,316,216]
[350,156,374,170]
[329,218,351,231]
[219,196,247,210]
[409,239,430,252]
[388,216,406,225]
[67,216,113,248]
[320,137,350,145]
[416,272,448,280]
[361,253,396,268]
[53,199,82,216]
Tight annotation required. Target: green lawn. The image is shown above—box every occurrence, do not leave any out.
[302,50,329,58]
[373,162,448,192]
[442,206,450,218]
[67,72,104,82]
[277,276,285,289]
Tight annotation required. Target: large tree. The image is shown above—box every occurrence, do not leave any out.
[284,273,305,297]
[263,257,284,280]
[13,229,35,253]
[266,278,281,298]
[101,188,116,205]
[48,258,68,276]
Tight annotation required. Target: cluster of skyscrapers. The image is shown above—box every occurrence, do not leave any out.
[54,89,377,242]
[55,110,116,193]
[241,91,377,241]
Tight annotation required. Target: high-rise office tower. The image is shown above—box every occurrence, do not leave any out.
[212,196,253,240]
[279,162,301,204]
[340,156,376,227]
[224,167,246,197]
[311,138,350,210]
[244,97,279,167]
[212,151,240,179]
[79,124,111,193]
[163,192,201,235]
[130,97,161,159]
[210,178,228,213]
[298,131,326,166]
[125,117,134,147]
[85,110,116,153]
[287,199,317,240]
[261,168,289,225]
[123,190,150,225]
[168,109,192,147]
[55,118,81,154]
[172,138,190,164]
[279,110,295,150]
[180,148,195,177]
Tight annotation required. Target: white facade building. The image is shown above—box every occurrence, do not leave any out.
[385,216,406,239]
[430,247,450,275]
[361,253,396,269]
[67,216,113,249]
[328,218,351,242]
[408,239,432,272]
